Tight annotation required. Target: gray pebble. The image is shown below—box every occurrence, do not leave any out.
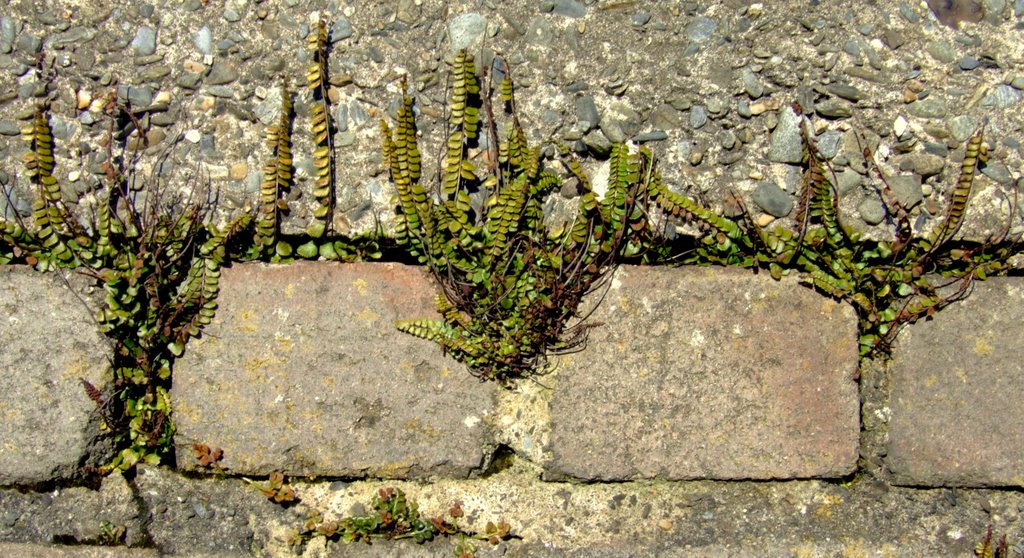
[718,151,743,166]
[981,160,1013,184]
[982,84,1021,109]
[686,16,717,43]
[50,27,97,49]
[858,198,886,225]
[1,510,19,528]
[906,98,947,119]
[337,131,357,147]
[816,130,842,159]
[193,26,213,55]
[0,16,17,45]
[132,26,157,56]
[0,120,20,136]
[449,13,486,52]
[706,97,725,116]
[583,130,612,157]
[633,130,668,143]
[575,95,599,132]
[816,100,853,119]
[632,12,652,26]
[206,61,239,85]
[883,29,905,50]
[739,68,763,99]
[752,181,793,217]
[982,0,1007,21]
[360,45,380,63]
[925,41,957,64]
[647,103,682,130]
[1010,76,1024,90]
[207,85,234,98]
[192,501,213,519]
[768,107,803,163]
[119,85,153,107]
[176,72,202,89]
[899,153,945,177]
[827,83,863,102]
[15,33,41,55]
[223,8,241,22]
[50,115,72,140]
[889,174,922,209]
[349,102,369,127]
[333,103,349,132]
[898,2,921,22]
[330,18,353,42]
[717,129,737,150]
[836,168,862,195]
[843,39,861,58]
[551,0,586,18]
[599,117,625,143]
[958,56,980,71]
[139,65,171,82]
[737,100,752,118]
[947,114,978,142]
[689,105,707,130]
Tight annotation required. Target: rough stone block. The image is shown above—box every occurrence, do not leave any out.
[0,267,109,486]
[888,278,1024,487]
[544,266,859,481]
[173,262,496,479]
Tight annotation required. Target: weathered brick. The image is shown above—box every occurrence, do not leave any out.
[173,262,497,479]
[888,277,1024,487]
[0,267,109,486]
[544,266,859,481]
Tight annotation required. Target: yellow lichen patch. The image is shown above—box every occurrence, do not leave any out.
[954,367,968,383]
[352,278,368,296]
[814,493,844,519]
[354,307,380,322]
[273,332,295,352]
[237,309,257,334]
[971,333,994,357]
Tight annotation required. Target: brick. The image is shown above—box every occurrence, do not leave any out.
[544,266,859,481]
[0,267,109,486]
[173,262,496,479]
[888,277,1024,487]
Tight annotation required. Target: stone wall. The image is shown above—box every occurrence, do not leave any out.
[2,0,1024,556]
[2,262,1024,556]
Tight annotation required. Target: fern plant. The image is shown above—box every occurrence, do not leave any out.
[656,103,1020,357]
[3,100,250,471]
[385,51,655,383]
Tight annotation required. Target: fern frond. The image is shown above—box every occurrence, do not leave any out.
[933,128,984,246]
[306,17,334,238]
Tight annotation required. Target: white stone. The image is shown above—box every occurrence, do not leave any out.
[894,115,909,139]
